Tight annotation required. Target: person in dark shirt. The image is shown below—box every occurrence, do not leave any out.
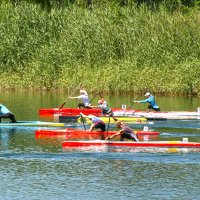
[106,121,139,142]
[91,98,118,121]
[80,113,106,132]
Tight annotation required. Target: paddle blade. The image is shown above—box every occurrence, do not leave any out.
[59,100,67,110]
[80,115,86,130]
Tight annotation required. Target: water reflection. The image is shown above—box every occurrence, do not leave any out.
[0,92,200,200]
[0,128,16,150]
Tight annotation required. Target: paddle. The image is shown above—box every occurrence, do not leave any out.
[80,114,86,130]
[90,92,103,104]
[106,115,111,138]
[59,84,82,110]
[128,101,135,109]
[82,92,102,109]
[98,92,103,99]
[123,96,138,116]
[129,95,140,109]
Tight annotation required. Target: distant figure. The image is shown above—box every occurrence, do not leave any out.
[134,92,160,112]
[0,104,17,123]
[80,113,106,132]
[91,98,118,121]
[106,121,139,142]
[69,89,90,109]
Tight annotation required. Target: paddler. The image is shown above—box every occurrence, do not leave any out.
[90,98,118,121]
[0,104,17,123]
[106,121,139,142]
[134,92,160,112]
[80,113,106,132]
[69,89,91,109]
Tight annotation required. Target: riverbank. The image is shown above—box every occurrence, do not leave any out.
[0,2,200,95]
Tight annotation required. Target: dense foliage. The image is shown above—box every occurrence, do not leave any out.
[0,0,200,95]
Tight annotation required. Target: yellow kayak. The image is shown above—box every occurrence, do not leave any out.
[77,116,147,124]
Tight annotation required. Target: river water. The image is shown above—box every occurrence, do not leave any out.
[0,91,200,200]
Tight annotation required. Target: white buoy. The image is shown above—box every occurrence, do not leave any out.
[182,138,188,142]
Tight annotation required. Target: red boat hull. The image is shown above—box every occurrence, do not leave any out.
[39,108,102,116]
[62,140,200,149]
[35,128,159,140]
[39,108,136,116]
[39,107,200,120]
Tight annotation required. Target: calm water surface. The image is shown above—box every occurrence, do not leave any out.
[0,91,200,200]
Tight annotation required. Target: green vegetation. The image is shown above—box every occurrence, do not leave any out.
[0,1,200,95]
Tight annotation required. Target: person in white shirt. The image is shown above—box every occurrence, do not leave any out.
[69,89,91,109]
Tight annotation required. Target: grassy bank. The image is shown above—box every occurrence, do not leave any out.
[0,2,200,95]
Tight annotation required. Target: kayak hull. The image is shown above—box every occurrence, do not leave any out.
[39,107,200,120]
[134,111,200,120]
[39,108,136,116]
[62,140,200,147]
[35,128,159,140]
[39,108,102,116]
[62,140,200,153]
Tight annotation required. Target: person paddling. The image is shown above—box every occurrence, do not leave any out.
[91,98,118,121]
[106,121,139,142]
[80,113,106,132]
[0,104,17,123]
[134,92,160,112]
[69,89,91,109]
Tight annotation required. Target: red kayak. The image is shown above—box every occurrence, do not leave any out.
[39,108,136,116]
[39,107,200,120]
[62,140,200,153]
[35,128,159,140]
[39,108,102,116]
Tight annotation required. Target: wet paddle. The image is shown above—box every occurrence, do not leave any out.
[59,84,81,109]
[106,115,111,137]
[128,101,135,109]
[123,96,138,116]
[90,92,102,105]
[82,92,102,110]
[80,114,86,130]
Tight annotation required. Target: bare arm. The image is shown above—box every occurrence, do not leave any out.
[68,96,79,99]
[89,124,95,132]
[89,105,98,108]
[106,130,124,140]
[80,113,88,118]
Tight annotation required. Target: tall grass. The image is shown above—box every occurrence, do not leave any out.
[0,2,200,95]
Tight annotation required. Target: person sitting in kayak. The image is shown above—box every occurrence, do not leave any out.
[90,98,118,121]
[80,113,106,132]
[106,121,139,142]
[0,104,17,123]
[69,89,91,109]
[134,92,160,112]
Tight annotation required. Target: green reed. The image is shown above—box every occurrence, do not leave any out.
[0,2,200,95]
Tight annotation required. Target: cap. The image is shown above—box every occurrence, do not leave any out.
[116,121,122,127]
[145,92,151,97]
[98,99,103,104]
[80,89,87,95]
